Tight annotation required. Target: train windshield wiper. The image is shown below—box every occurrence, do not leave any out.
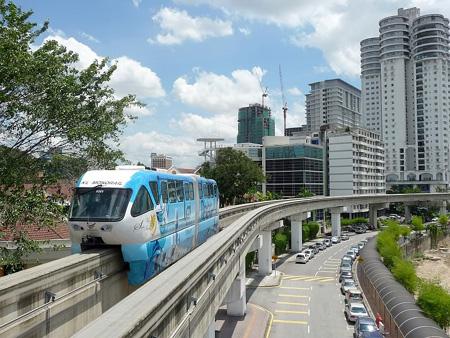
[77,184,103,195]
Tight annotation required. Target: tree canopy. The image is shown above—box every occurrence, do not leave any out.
[199,148,265,206]
[0,0,139,271]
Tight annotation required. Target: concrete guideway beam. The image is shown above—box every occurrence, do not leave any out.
[225,256,246,316]
[330,207,343,237]
[290,213,306,252]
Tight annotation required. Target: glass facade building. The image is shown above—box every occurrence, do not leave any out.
[237,104,275,145]
[264,143,324,197]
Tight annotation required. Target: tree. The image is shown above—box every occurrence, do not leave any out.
[297,188,314,198]
[391,257,418,293]
[0,1,139,271]
[199,148,265,206]
[417,280,450,330]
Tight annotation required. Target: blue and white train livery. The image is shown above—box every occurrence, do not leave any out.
[68,166,219,285]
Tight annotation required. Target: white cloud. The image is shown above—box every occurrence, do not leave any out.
[110,56,165,99]
[238,27,251,36]
[132,0,141,7]
[124,105,154,117]
[172,66,267,115]
[288,87,302,96]
[171,112,236,139]
[175,0,450,76]
[151,7,233,45]
[44,35,165,99]
[81,32,100,43]
[313,65,331,74]
[120,131,201,167]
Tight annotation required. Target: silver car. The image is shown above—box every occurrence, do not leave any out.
[344,302,368,323]
[341,279,357,294]
[340,262,352,273]
[295,253,309,264]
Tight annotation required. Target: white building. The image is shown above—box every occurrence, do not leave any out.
[361,7,450,192]
[328,127,385,213]
[150,153,173,169]
[306,79,361,132]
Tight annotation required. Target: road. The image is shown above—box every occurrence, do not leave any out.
[247,233,376,338]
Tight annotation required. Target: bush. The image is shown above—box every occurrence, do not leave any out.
[302,225,310,243]
[304,222,319,240]
[274,232,288,255]
[377,231,402,268]
[391,257,418,293]
[411,215,424,231]
[417,280,450,330]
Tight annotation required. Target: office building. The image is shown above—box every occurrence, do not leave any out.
[150,153,173,169]
[263,136,324,197]
[237,104,275,145]
[306,79,361,132]
[361,7,450,191]
[233,143,263,164]
[327,127,385,213]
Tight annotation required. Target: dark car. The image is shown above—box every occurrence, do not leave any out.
[309,245,319,254]
[354,316,382,338]
[355,227,366,234]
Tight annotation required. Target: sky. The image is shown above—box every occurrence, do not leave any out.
[15,0,450,167]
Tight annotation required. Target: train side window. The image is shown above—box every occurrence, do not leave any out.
[189,182,194,200]
[161,181,168,203]
[149,181,159,204]
[168,180,177,203]
[183,182,190,201]
[203,183,209,197]
[131,186,154,217]
[198,183,203,198]
[208,184,213,197]
[213,184,218,197]
[176,181,184,202]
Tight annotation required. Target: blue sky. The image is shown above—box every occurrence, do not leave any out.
[15,0,450,167]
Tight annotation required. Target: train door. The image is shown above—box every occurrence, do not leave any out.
[175,180,185,228]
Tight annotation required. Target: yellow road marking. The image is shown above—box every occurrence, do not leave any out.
[280,286,310,290]
[315,270,336,273]
[303,278,334,282]
[250,304,273,338]
[275,310,308,314]
[278,294,308,298]
[273,319,308,325]
[277,301,308,306]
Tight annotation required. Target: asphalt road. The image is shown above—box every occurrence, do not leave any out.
[247,232,376,338]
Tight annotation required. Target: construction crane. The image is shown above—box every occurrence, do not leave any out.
[279,64,288,136]
[258,74,268,109]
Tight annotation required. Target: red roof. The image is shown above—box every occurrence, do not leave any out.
[1,223,70,241]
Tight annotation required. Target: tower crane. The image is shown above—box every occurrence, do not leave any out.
[258,74,269,109]
[279,64,288,136]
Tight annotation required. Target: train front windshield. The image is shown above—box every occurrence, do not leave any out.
[69,187,132,221]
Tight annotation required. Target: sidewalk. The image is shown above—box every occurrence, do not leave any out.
[215,303,271,338]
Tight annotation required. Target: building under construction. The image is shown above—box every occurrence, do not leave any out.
[237,103,275,145]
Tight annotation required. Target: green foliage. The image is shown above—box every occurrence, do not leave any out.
[304,222,319,240]
[274,232,288,255]
[301,225,310,243]
[199,148,265,206]
[0,0,138,272]
[417,280,450,330]
[438,214,448,227]
[297,189,314,198]
[427,222,440,249]
[245,251,255,270]
[341,217,368,226]
[411,215,424,232]
[377,231,402,268]
[391,257,418,293]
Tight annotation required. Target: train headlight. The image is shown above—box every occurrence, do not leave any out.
[72,224,82,231]
[101,224,113,232]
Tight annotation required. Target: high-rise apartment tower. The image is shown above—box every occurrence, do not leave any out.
[306,79,361,132]
[237,103,275,145]
[361,8,450,191]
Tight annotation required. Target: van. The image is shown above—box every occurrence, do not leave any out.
[345,288,363,304]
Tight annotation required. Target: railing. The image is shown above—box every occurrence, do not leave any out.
[74,193,450,338]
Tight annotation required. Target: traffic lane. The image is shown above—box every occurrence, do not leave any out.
[247,232,375,338]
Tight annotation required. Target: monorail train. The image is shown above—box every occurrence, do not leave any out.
[68,166,220,285]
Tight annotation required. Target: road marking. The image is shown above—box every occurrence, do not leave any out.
[278,294,308,298]
[272,319,308,325]
[275,310,308,314]
[315,270,336,274]
[280,286,310,290]
[277,301,308,306]
[250,303,273,338]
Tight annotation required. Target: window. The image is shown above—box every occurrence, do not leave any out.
[203,183,209,197]
[214,184,218,197]
[131,186,154,217]
[161,181,168,203]
[189,182,194,200]
[149,181,159,204]
[176,181,184,202]
[168,180,177,203]
[198,183,203,198]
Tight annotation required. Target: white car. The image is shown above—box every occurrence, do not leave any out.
[341,279,357,294]
[295,252,309,264]
[324,238,332,247]
[344,302,368,323]
[303,249,314,259]
[331,236,340,244]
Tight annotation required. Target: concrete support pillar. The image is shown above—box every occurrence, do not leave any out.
[330,207,343,237]
[440,200,447,216]
[404,204,412,224]
[369,203,385,230]
[203,320,215,338]
[226,256,246,316]
[290,213,306,252]
[258,230,272,275]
